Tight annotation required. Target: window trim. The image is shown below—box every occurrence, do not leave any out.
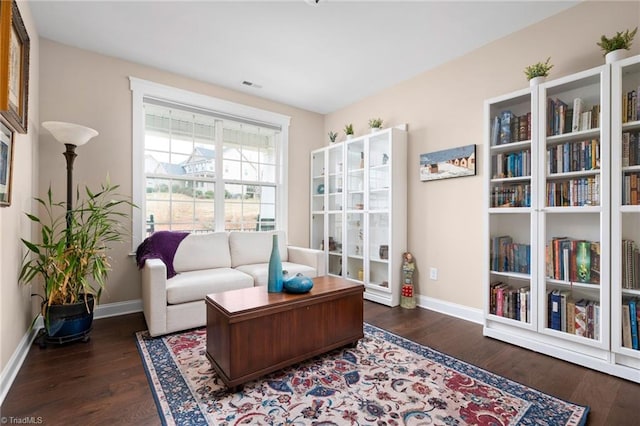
[129,77,290,249]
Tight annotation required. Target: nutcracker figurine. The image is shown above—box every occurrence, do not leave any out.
[400,252,416,309]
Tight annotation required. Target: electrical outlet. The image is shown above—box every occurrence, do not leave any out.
[429,267,438,280]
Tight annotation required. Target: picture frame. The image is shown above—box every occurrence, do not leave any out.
[0,0,29,134]
[420,144,476,182]
[0,118,14,206]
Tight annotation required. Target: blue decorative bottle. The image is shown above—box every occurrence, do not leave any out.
[268,234,283,292]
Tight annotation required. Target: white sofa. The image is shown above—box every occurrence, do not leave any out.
[141,230,325,336]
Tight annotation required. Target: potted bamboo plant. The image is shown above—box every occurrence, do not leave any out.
[19,178,134,346]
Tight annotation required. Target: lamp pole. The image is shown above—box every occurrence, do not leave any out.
[63,143,78,233]
[41,121,99,245]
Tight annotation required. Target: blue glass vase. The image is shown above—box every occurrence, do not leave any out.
[268,234,283,293]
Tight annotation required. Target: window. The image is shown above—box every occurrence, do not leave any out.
[130,78,290,248]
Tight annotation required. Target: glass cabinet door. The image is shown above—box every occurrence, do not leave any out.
[327,144,343,211]
[346,139,365,211]
[345,212,364,282]
[310,149,326,252]
[328,212,343,276]
[311,150,325,212]
[368,133,391,211]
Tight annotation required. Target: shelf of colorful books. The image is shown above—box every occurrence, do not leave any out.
[488,278,533,327]
[541,286,603,346]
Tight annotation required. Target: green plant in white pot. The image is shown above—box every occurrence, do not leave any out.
[597,27,637,63]
[368,118,383,132]
[19,179,135,345]
[524,57,553,86]
[344,123,354,139]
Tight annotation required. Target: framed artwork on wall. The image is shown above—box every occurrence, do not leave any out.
[0,118,14,206]
[419,144,476,182]
[0,0,30,134]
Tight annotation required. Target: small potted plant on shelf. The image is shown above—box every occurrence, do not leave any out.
[19,178,135,346]
[344,123,354,139]
[328,131,338,143]
[597,27,637,63]
[368,118,383,133]
[524,57,553,87]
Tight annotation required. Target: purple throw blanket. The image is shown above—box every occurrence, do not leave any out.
[135,231,189,278]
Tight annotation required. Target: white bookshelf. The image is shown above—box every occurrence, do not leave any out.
[311,128,407,306]
[484,59,640,383]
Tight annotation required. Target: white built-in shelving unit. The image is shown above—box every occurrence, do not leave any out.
[310,127,407,306]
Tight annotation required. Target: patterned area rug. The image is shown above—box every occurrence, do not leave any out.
[135,323,589,425]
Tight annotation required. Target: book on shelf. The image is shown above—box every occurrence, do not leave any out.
[499,111,513,145]
[622,240,639,290]
[622,88,640,123]
[630,299,639,350]
[550,290,562,331]
[491,115,500,146]
[590,242,600,285]
[575,299,588,337]
[622,302,632,348]
[567,298,576,335]
[560,290,570,332]
[572,98,583,132]
[576,240,591,283]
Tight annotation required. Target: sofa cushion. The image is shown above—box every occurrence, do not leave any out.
[166,268,253,304]
[235,262,318,287]
[173,232,231,273]
[229,230,288,267]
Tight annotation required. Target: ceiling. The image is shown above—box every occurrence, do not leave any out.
[30,1,578,114]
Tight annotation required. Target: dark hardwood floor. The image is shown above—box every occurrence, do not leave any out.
[2,301,639,425]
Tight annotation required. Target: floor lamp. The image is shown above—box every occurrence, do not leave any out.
[41,121,99,233]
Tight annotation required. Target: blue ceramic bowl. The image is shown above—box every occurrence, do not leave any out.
[283,273,314,294]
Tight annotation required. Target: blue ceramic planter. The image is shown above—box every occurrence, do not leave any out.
[283,273,314,294]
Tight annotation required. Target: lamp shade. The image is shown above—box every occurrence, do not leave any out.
[42,121,98,146]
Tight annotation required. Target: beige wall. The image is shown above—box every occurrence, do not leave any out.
[325,1,640,309]
[0,3,39,373]
[38,39,325,305]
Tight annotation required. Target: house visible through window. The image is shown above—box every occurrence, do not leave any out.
[130,77,290,247]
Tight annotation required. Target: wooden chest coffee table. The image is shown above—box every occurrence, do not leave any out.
[205,276,364,390]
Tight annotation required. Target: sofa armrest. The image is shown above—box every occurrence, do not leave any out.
[141,258,168,337]
[287,246,326,276]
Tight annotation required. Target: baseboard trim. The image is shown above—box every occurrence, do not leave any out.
[417,295,484,325]
[94,299,143,319]
[0,325,41,406]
